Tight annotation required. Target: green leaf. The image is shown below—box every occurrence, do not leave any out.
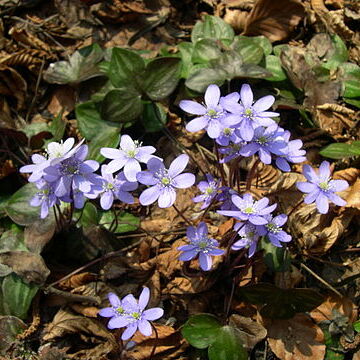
[75,101,122,140]
[80,202,99,228]
[343,97,360,108]
[22,123,50,139]
[143,57,181,100]
[5,184,40,226]
[324,34,348,70]
[185,67,226,92]
[87,123,121,163]
[141,102,167,132]
[0,316,26,353]
[108,48,145,89]
[232,36,264,65]
[0,274,38,319]
[182,314,222,349]
[101,89,143,123]
[99,211,139,233]
[178,42,194,78]
[339,63,360,98]
[273,44,287,57]
[43,44,103,85]
[353,320,360,332]
[192,39,222,64]
[191,15,234,45]
[320,142,360,159]
[208,326,248,360]
[265,55,287,82]
[239,283,324,319]
[49,110,66,141]
[251,36,272,56]
[261,238,291,272]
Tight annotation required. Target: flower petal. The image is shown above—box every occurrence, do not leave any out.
[304,189,320,204]
[138,287,150,310]
[139,185,160,206]
[124,158,141,182]
[253,95,275,112]
[98,307,114,318]
[143,308,164,321]
[168,154,189,177]
[100,147,123,160]
[186,116,208,132]
[303,164,319,183]
[327,192,347,207]
[207,120,221,139]
[100,191,114,210]
[120,134,135,151]
[138,320,152,336]
[240,84,253,108]
[158,188,176,208]
[108,316,131,330]
[179,100,207,115]
[179,249,198,261]
[121,323,138,340]
[316,193,329,214]
[296,182,316,193]
[109,292,121,307]
[205,84,220,108]
[173,173,195,189]
[199,253,212,271]
[319,161,331,180]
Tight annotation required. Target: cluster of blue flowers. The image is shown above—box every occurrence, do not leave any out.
[19,83,350,341]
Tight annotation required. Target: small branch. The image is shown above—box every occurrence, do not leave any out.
[172,204,193,226]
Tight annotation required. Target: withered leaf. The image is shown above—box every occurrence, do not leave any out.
[243,0,305,42]
[263,314,326,360]
[229,314,267,350]
[0,251,50,285]
[24,217,56,254]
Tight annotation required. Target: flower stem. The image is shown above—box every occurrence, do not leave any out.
[149,322,159,360]
[214,141,227,186]
[172,204,193,226]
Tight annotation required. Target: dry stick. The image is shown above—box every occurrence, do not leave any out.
[246,158,261,191]
[195,143,212,174]
[300,263,343,297]
[149,322,159,360]
[172,204,193,226]
[214,142,227,186]
[225,278,236,320]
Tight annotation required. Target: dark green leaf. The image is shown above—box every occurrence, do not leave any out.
[178,42,194,78]
[237,64,272,79]
[251,36,272,56]
[143,57,181,100]
[208,326,248,360]
[181,314,222,349]
[320,142,360,159]
[141,102,167,132]
[101,89,143,123]
[87,123,121,163]
[265,55,287,82]
[353,320,360,332]
[191,15,234,45]
[80,202,99,228]
[339,63,360,98]
[324,34,348,70]
[109,48,145,89]
[232,36,264,65]
[192,39,222,64]
[343,97,360,108]
[99,211,139,233]
[239,283,324,319]
[49,110,66,141]
[5,184,40,226]
[43,44,103,85]
[0,274,38,319]
[75,100,122,140]
[261,238,291,272]
[185,68,226,92]
[210,50,244,79]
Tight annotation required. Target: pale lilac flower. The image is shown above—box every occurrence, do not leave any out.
[217,187,239,211]
[177,222,224,271]
[179,84,239,139]
[219,141,246,163]
[275,131,306,172]
[97,165,138,210]
[232,222,260,257]
[256,214,292,247]
[99,288,164,340]
[239,125,288,164]
[215,126,242,146]
[218,193,276,225]
[43,145,100,198]
[30,180,59,219]
[20,154,50,182]
[193,174,220,209]
[137,154,195,208]
[296,161,349,214]
[223,84,279,141]
[101,135,156,181]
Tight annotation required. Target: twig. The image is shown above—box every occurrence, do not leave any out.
[300,263,342,297]
[172,204,193,226]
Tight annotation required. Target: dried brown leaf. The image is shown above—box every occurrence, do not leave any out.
[164,275,216,296]
[275,265,304,289]
[310,295,358,324]
[0,251,50,285]
[339,178,360,210]
[229,314,267,350]
[24,217,56,254]
[47,86,76,117]
[128,324,186,360]
[243,0,305,42]
[263,314,326,360]
[59,272,98,290]
[69,303,100,318]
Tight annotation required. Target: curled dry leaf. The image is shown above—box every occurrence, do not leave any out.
[59,272,98,290]
[163,275,217,297]
[310,295,358,324]
[242,0,305,42]
[69,303,100,318]
[275,265,304,289]
[263,313,326,360]
[0,251,50,285]
[128,324,186,360]
[229,314,267,350]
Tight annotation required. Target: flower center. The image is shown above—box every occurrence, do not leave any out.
[161,177,170,185]
[116,306,125,315]
[244,108,253,118]
[319,181,331,191]
[266,223,280,233]
[223,128,233,136]
[126,149,138,158]
[205,187,214,195]
[60,159,80,175]
[244,207,255,214]
[131,312,141,320]
[155,169,172,187]
[104,182,115,191]
[257,136,268,145]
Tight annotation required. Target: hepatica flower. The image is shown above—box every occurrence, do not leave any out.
[30,180,59,219]
[232,222,260,257]
[178,222,224,271]
[193,174,220,209]
[101,135,156,181]
[257,214,292,247]
[218,193,276,225]
[296,161,349,214]
[223,84,279,141]
[99,288,164,340]
[179,84,239,139]
[137,154,195,208]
